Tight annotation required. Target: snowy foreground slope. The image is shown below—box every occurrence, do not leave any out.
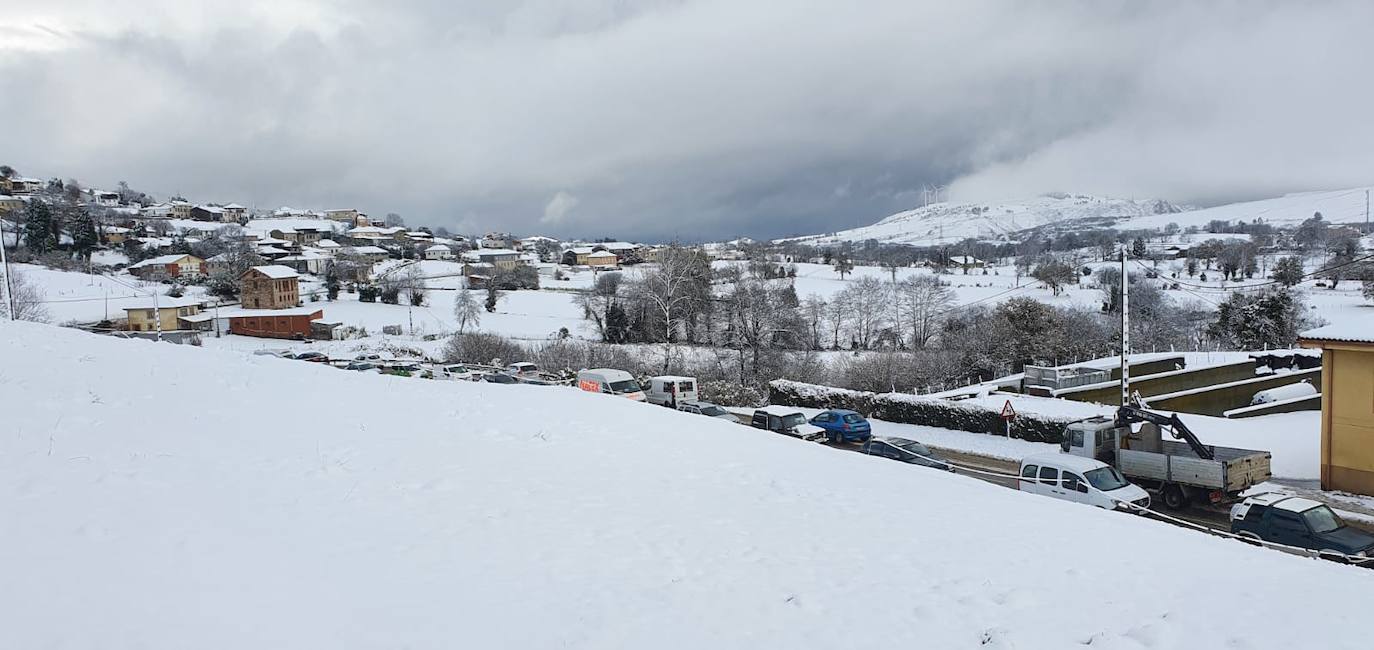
[2,322,1371,649]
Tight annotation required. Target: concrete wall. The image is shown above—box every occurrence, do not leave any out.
[1056,359,1258,404]
[1105,356,1186,381]
[1225,394,1322,418]
[1148,369,1321,417]
[1020,356,1184,396]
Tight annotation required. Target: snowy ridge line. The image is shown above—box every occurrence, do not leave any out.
[899,445,1373,567]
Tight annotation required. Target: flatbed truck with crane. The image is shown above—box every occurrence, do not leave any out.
[1060,405,1272,509]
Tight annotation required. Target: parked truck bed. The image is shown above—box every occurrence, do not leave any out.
[1118,440,1271,493]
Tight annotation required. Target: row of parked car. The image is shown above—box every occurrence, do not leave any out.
[744,399,1374,564]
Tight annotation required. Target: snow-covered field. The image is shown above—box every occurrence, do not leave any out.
[3,319,1373,649]
[11,262,212,324]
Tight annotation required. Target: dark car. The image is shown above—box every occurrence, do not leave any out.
[1230,494,1374,563]
[482,373,519,384]
[345,361,380,372]
[809,409,873,444]
[861,437,952,471]
[293,351,329,363]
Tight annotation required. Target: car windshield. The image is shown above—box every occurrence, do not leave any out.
[896,440,931,456]
[1302,505,1344,534]
[1085,467,1130,491]
[781,414,807,428]
[842,414,864,424]
[608,379,641,393]
[701,406,728,416]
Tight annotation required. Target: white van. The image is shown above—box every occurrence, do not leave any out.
[576,368,646,401]
[1018,453,1150,511]
[644,375,698,408]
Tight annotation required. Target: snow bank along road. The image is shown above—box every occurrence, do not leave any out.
[3,321,1373,649]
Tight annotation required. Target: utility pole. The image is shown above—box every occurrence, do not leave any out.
[0,223,13,320]
[1120,244,1130,407]
[153,288,162,342]
[1365,188,1370,227]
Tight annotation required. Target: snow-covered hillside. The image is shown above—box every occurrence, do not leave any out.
[1113,187,1374,232]
[2,320,1372,648]
[788,186,1373,246]
[786,194,1180,245]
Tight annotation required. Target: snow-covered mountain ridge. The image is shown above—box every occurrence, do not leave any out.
[786,186,1373,246]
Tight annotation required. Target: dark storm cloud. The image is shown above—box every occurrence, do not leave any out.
[2,1,1372,241]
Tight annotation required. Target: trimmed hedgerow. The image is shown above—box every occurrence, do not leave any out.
[769,379,1073,444]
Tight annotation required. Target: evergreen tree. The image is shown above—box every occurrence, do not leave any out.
[604,302,630,343]
[1131,236,1147,259]
[22,200,55,253]
[1208,288,1304,350]
[484,283,501,312]
[70,206,99,259]
[1272,256,1304,287]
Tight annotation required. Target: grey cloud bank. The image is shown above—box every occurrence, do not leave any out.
[1,1,1371,241]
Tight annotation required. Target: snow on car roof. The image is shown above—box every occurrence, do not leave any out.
[755,405,805,416]
[1020,452,1110,473]
[1272,496,1325,513]
[652,375,694,382]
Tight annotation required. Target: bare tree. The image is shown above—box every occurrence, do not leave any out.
[452,289,482,333]
[837,276,888,348]
[823,292,850,349]
[638,245,708,370]
[401,265,427,306]
[801,294,827,350]
[833,252,854,279]
[1,267,49,322]
[896,275,952,349]
[1031,258,1075,296]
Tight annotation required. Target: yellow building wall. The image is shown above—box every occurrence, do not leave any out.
[127,307,198,332]
[1326,348,1374,494]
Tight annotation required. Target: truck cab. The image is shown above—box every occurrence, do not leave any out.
[1230,494,1374,562]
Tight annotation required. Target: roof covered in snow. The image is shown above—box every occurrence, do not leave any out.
[119,295,205,310]
[246,265,300,279]
[1300,319,1374,345]
[127,254,195,268]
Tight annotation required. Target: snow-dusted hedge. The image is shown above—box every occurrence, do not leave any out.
[769,380,1073,443]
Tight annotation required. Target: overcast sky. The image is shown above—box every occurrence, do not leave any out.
[2,1,1372,241]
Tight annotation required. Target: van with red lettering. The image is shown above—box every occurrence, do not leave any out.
[575,369,646,401]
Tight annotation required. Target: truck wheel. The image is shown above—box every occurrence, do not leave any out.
[1236,531,1263,546]
[1161,485,1189,510]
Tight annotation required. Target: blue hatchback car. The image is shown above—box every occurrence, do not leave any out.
[809,409,873,444]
